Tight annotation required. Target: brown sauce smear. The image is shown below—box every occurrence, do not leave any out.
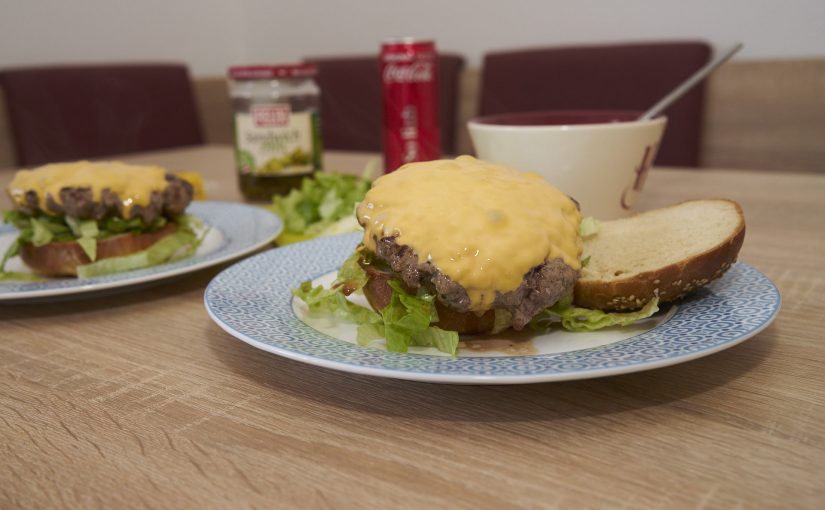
[459,330,538,356]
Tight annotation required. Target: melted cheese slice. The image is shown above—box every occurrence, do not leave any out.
[356,156,582,312]
[8,161,169,217]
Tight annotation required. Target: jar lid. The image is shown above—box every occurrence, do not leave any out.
[228,63,317,80]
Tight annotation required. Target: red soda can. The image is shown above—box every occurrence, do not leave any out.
[380,38,441,173]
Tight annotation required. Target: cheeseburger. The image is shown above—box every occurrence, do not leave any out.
[3,160,196,277]
[354,156,582,334]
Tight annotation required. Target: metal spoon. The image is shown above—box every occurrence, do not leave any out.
[639,42,744,121]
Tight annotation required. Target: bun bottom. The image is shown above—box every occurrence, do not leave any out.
[20,223,178,277]
[361,264,494,335]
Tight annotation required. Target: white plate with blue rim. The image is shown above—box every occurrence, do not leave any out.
[0,201,282,301]
[204,233,781,385]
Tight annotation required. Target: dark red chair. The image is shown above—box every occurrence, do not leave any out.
[479,42,712,166]
[1,64,204,166]
[305,54,465,154]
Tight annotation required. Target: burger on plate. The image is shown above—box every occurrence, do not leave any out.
[294,156,742,357]
[355,155,583,335]
[2,160,201,279]
[293,156,652,356]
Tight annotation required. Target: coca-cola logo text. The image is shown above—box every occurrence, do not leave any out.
[383,62,434,84]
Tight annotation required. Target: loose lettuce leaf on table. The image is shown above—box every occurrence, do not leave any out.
[268,169,374,245]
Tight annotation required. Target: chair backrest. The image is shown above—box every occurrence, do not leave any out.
[479,41,711,167]
[305,54,465,154]
[1,64,204,166]
[701,58,825,173]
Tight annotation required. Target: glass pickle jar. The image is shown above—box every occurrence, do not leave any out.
[228,64,322,200]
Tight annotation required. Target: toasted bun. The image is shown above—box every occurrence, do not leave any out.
[20,223,178,277]
[574,199,746,310]
[361,263,495,335]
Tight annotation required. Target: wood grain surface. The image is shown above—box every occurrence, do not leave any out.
[1,146,824,509]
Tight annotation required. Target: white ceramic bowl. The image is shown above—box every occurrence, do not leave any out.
[468,110,667,220]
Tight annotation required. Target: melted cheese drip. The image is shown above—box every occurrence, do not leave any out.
[8,161,169,217]
[356,156,582,312]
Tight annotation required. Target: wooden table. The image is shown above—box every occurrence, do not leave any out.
[2,145,823,508]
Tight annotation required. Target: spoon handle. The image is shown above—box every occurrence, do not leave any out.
[639,42,744,121]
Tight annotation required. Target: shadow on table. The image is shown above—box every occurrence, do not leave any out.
[207,323,778,423]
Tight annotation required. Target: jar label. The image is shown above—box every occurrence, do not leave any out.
[233,105,317,175]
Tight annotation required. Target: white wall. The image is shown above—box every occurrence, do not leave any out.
[1,0,824,76]
[0,0,246,75]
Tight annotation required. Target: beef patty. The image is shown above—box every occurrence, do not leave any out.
[16,174,193,225]
[372,235,579,330]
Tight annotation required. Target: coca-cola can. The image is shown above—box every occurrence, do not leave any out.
[380,38,441,173]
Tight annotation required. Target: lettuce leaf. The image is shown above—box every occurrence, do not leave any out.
[0,222,43,281]
[381,280,439,353]
[66,217,100,260]
[492,309,514,334]
[29,217,54,247]
[292,255,459,356]
[0,237,22,274]
[293,280,382,325]
[409,326,459,355]
[531,295,660,332]
[76,237,97,261]
[75,229,199,278]
[578,216,601,238]
[3,210,166,245]
[269,170,373,245]
[99,215,167,237]
[332,249,369,293]
[74,214,206,278]
[356,322,385,346]
[0,271,43,282]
